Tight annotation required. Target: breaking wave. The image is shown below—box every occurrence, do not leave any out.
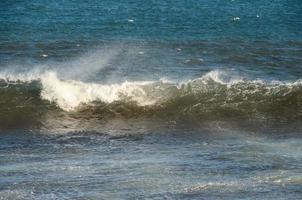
[1,69,302,129]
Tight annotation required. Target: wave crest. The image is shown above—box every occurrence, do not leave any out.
[1,70,302,125]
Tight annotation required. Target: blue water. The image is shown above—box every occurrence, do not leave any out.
[1,0,302,41]
[0,1,302,199]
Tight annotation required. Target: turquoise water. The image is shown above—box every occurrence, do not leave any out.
[0,1,302,199]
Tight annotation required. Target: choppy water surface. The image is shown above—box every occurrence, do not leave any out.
[1,0,302,199]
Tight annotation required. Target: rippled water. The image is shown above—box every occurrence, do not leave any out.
[1,0,302,199]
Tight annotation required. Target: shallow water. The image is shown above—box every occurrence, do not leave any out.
[1,0,302,199]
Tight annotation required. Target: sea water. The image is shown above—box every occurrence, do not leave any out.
[0,0,302,199]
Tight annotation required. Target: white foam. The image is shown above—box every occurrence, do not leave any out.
[197,70,243,85]
[40,72,156,111]
[0,67,44,82]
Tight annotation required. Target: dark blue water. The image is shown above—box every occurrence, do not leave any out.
[0,1,302,199]
[1,0,302,41]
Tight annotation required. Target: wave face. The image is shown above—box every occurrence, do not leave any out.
[1,70,302,129]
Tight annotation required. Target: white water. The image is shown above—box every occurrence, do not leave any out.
[40,71,156,110]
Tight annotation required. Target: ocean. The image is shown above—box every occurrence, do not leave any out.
[0,0,302,199]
